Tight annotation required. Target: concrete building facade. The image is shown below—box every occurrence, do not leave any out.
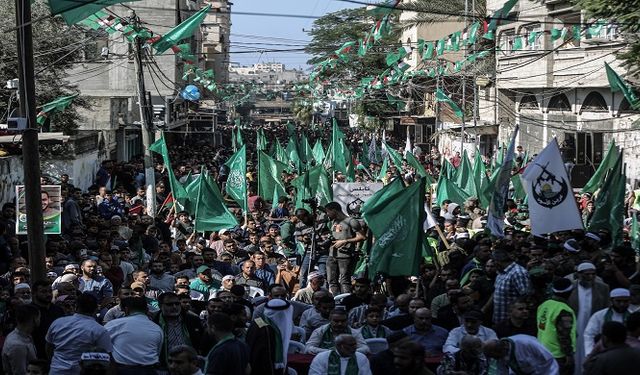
[67,0,231,160]
[478,0,640,185]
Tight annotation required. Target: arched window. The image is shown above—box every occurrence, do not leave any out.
[519,94,539,110]
[548,94,571,111]
[406,37,412,59]
[581,92,608,113]
[619,98,640,113]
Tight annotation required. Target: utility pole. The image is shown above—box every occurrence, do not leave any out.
[472,0,479,150]
[435,59,441,151]
[460,0,469,155]
[15,0,46,280]
[15,0,45,281]
[130,10,157,217]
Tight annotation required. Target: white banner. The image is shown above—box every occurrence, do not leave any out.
[522,139,584,236]
[332,182,383,217]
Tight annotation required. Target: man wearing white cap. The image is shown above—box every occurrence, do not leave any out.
[567,262,610,374]
[583,288,632,356]
[292,271,326,305]
[246,299,293,375]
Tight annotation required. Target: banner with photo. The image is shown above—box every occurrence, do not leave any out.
[332,182,383,217]
[16,185,62,235]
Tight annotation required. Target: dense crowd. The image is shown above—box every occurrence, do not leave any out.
[0,122,639,375]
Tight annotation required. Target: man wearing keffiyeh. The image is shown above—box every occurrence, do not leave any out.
[245,299,293,375]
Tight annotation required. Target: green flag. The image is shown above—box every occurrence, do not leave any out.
[286,137,301,172]
[588,153,625,246]
[486,0,518,36]
[386,46,410,66]
[632,214,640,254]
[312,140,326,165]
[315,167,333,207]
[301,134,314,164]
[581,140,619,194]
[48,0,139,25]
[149,133,187,209]
[257,128,267,151]
[511,174,526,202]
[436,174,470,206]
[258,151,287,202]
[274,140,288,164]
[329,119,348,174]
[364,178,426,278]
[473,151,489,203]
[377,158,389,182]
[346,161,356,182]
[36,93,78,125]
[442,157,456,180]
[456,150,476,197]
[362,178,404,214]
[293,165,313,211]
[383,140,403,170]
[271,182,281,212]
[605,62,640,109]
[406,151,427,177]
[236,127,244,148]
[153,5,211,54]
[224,145,247,213]
[467,22,480,45]
[231,128,237,152]
[435,88,463,118]
[479,168,500,209]
[186,173,238,232]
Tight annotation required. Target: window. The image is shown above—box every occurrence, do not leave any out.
[519,94,539,110]
[548,94,571,111]
[523,24,542,51]
[581,92,608,113]
[499,30,516,56]
[620,98,640,113]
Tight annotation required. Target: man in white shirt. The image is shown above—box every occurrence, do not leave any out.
[566,261,610,374]
[483,334,559,375]
[104,296,163,374]
[309,334,372,375]
[584,288,632,356]
[444,309,497,353]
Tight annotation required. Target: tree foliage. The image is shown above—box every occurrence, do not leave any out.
[292,100,313,125]
[400,0,484,30]
[574,0,640,74]
[305,7,400,126]
[0,1,88,134]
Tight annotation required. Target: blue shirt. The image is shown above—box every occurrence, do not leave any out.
[255,267,275,288]
[78,276,113,303]
[402,324,448,354]
[46,314,113,374]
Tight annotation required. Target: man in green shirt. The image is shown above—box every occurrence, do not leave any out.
[537,278,576,375]
[190,266,221,300]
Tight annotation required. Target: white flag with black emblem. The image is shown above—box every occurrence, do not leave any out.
[522,139,583,236]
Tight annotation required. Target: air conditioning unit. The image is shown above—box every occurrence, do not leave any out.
[7,117,27,130]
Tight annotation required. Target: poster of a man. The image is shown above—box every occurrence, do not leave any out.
[16,185,62,234]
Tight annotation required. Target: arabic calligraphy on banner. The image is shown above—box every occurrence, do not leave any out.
[332,182,383,217]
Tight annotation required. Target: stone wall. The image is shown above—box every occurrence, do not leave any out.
[0,149,104,205]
